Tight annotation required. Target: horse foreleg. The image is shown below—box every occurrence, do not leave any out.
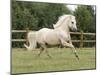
[69,41,79,60]
[61,40,79,60]
[71,47,79,60]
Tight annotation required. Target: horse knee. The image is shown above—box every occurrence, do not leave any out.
[70,44,74,48]
[40,47,44,50]
[62,42,73,48]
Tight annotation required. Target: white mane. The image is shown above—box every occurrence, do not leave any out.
[53,15,72,28]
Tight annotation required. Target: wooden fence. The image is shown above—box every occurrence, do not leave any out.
[12,30,96,48]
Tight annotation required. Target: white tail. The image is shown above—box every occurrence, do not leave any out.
[24,31,37,51]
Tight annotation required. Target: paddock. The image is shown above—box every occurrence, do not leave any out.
[12,47,96,74]
[12,30,96,74]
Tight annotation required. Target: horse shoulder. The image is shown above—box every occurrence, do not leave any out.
[58,30,70,41]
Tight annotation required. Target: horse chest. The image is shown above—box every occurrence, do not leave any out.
[59,31,70,41]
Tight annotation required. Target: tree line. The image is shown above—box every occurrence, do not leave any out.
[12,0,96,48]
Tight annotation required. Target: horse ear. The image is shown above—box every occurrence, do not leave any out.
[58,16,61,20]
[53,24,55,28]
[74,16,76,19]
[69,15,72,19]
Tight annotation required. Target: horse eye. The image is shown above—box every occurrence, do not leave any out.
[72,22,74,24]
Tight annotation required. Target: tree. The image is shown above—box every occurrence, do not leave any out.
[74,5,96,33]
[12,1,72,30]
[74,5,96,47]
[12,1,72,47]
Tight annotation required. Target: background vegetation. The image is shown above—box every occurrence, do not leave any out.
[12,0,96,48]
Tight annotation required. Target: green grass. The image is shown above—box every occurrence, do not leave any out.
[12,48,96,74]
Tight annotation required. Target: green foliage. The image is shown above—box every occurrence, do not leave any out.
[12,1,38,30]
[12,1,72,48]
[73,6,96,47]
[12,1,71,30]
[74,5,96,32]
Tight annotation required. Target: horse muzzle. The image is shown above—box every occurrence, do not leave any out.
[71,28,77,32]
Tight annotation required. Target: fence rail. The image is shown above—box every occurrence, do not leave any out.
[12,30,96,48]
[12,39,96,42]
[12,30,96,35]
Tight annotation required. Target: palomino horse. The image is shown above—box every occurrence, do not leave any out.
[24,14,79,60]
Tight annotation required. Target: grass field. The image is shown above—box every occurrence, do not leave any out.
[12,48,96,74]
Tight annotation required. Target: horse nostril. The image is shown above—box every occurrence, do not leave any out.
[72,28,77,32]
[75,28,77,31]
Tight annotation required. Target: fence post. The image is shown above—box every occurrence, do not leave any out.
[26,28,29,46]
[80,30,83,48]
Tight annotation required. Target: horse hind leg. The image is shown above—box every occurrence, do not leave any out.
[38,44,52,58]
[45,49,52,58]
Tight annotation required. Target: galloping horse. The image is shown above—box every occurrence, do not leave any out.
[24,14,79,60]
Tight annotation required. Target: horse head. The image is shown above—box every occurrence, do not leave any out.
[68,15,77,32]
[53,15,77,32]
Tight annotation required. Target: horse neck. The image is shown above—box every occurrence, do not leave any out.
[55,19,70,34]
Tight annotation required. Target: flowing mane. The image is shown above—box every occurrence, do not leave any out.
[54,15,70,28]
